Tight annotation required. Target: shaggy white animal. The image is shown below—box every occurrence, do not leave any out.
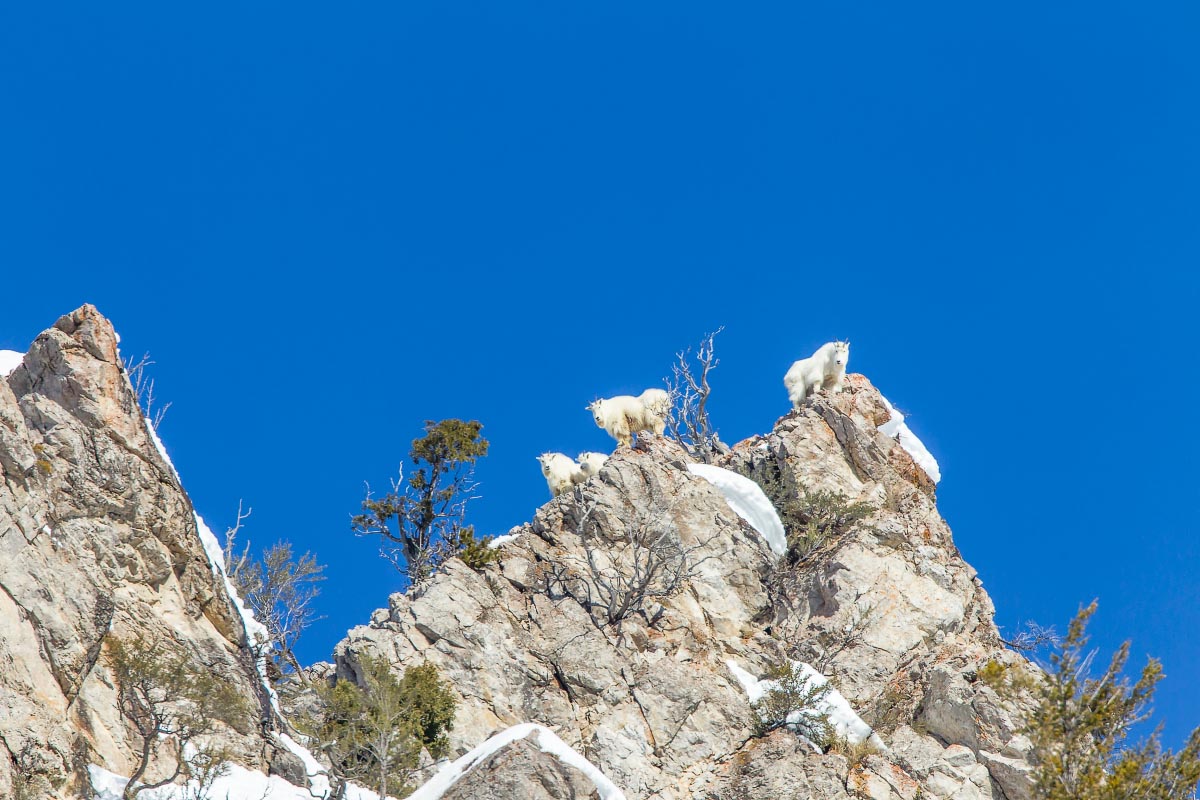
[537,452,585,497]
[588,393,665,447]
[783,341,850,409]
[637,388,671,426]
[577,451,609,478]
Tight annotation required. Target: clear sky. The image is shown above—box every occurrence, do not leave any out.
[2,2,1197,745]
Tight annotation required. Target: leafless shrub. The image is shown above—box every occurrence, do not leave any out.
[180,747,233,800]
[666,327,725,463]
[223,501,326,685]
[538,497,723,631]
[1000,620,1061,654]
[864,681,917,737]
[766,587,879,675]
[807,596,879,674]
[123,352,172,431]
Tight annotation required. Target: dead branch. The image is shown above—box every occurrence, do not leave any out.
[666,327,725,463]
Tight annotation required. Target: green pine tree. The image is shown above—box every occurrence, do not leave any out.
[300,656,456,799]
[1026,602,1200,800]
[352,419,490,585]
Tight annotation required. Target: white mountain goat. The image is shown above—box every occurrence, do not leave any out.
[638,388,671,427]
[783,341,850,409]
[588,390,668,447]
[537,453,586,497]
[577,451,609,478]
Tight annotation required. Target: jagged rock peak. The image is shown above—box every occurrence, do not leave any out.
[337,375,1037,800]
[0,306,280,798]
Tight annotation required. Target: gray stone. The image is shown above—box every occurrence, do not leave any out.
[0,306,274,797]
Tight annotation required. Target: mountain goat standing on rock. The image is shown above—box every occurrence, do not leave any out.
[577,452,609,478]
[784,341,850,409]
[537,453,585,497]
[638,388,671,424]
[588,390,668,447]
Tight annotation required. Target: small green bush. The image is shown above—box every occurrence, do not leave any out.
[784,488,875,562]
[106,633,251,800]
[300,656,456,799]
[454,528,501,571]
[742,460,874,564]
[752,662,834,747]
[352,419,489,587]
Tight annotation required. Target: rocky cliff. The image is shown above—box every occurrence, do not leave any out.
[0,306,281,798]
[333,375,1039,799]
[0,306,1039,800]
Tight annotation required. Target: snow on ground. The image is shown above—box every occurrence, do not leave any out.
[143,422,272,654]
[90,736,386,800]
[486,532,522,549]
[877,394,941,483]
[90,724,625,800]
[142,412,298,773]
[277,733,341,799]
[89,761,359,800]
[687,463,787,557]
[726,660,886,750]
[407,723,627,800]
[0,349,23,377]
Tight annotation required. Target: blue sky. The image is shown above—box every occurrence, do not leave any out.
[2,2,1198,745]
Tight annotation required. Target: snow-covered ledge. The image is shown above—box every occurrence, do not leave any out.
[408,723,627,800]
[877,394,941,483]
[687,463,787,557]
[727,660,886,751]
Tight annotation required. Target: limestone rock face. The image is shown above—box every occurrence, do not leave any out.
[0,306,274,798]
[337,375,1037,799]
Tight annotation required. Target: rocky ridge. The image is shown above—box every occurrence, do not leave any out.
[334,375,1040,799]
[0,305,1040,800]
[0,306,286,798]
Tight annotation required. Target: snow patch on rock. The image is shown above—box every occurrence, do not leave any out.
[486,532,522,549]
[726,660,886,750]
[408,723,627,800]
[878,394,941,483]
[0,350,23,377]
[687,463,786,557]
[88,761,387,800]
[143,420,276,717]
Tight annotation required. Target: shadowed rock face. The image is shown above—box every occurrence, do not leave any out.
[0,306,273,798]
[338,375,1037,800]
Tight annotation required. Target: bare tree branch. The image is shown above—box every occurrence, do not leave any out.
[666,327,725,463]
[539,495,725,633]
[223,504,326,686]
[123,352,172,432]
[352,420,489,588]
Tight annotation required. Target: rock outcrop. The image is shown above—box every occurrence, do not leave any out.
[0,306,277,798]
[336,375,1038,799]
[1,305,1040,800]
